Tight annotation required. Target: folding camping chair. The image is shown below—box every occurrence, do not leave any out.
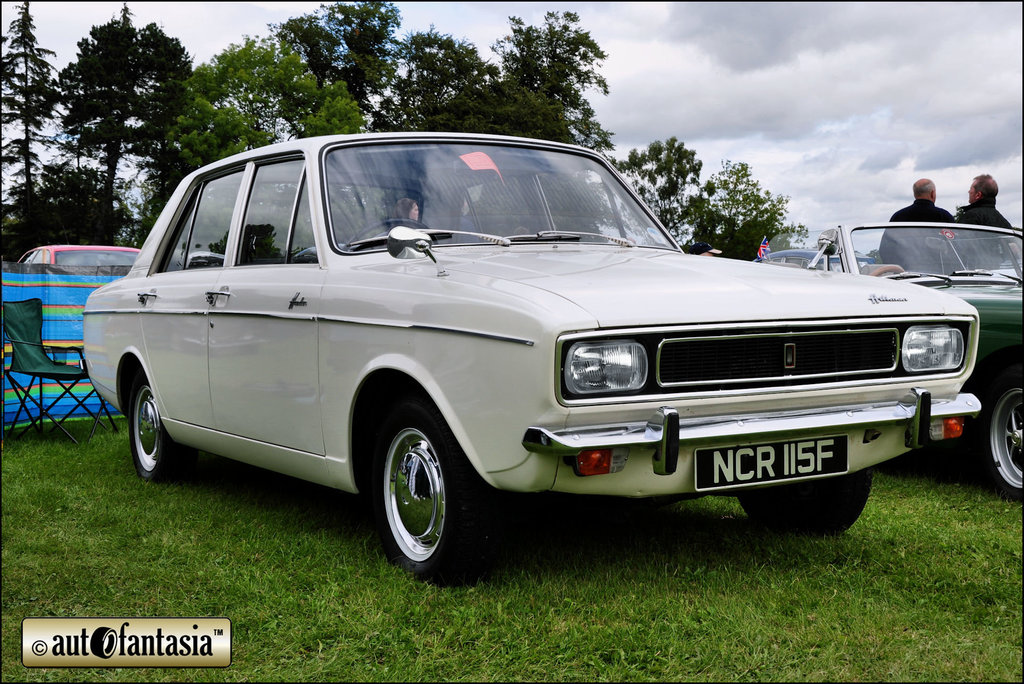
[2,298,117,443]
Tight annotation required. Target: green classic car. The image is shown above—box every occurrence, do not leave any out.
[785,222,1022,500]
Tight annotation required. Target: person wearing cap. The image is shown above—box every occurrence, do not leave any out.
[689,241,722,256]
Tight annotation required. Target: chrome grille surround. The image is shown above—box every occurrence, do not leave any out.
[557,316,974,405]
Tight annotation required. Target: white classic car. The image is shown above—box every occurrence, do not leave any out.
[84,133,981,585]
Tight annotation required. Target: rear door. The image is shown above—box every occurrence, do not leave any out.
[139,169,243,427]
[208,158,326,455]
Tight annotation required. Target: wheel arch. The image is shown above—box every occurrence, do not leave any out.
[964,344,1023,396]
[116,352,147,413]
[350,368,433,496]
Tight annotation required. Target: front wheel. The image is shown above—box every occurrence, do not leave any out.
[127,368,196,481]
[975,364,1022,501]
[738,469,873,535]
[371,394,497,585]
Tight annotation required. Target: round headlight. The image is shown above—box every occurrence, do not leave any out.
[902,326,964,373]
[564,340,648,394]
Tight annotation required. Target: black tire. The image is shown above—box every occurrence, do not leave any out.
[371,394,497,586]
[127,368,196,481]
[975,363,1022,501]
[738,469,873,535]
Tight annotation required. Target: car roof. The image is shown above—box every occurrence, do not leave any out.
[23,245,140,253]
[180,132,599,179]
[46,245,139,251]
[846,222,1020,235]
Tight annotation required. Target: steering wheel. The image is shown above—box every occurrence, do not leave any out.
[868,264,905,277]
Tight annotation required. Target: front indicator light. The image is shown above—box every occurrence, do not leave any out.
[571,448,628,476]
[930,415,966,441]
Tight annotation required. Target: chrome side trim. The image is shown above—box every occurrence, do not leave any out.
[316,315,535,346]
[83,309,533,345]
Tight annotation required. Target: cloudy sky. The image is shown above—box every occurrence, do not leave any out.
[3,1,1021,244]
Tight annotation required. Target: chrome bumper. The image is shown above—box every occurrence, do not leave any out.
[522,389,980,476]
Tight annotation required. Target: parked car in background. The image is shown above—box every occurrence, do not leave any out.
[759,248,871,271]
[84,134,981,585]
[763,223,1022,500]
[19,245,140,267]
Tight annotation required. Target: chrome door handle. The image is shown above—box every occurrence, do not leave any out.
[205,290,232,305]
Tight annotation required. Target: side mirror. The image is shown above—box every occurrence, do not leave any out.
[807,229,841,270]
[816,228,840,255]
[386,226,448,276]
[387,226,431,260]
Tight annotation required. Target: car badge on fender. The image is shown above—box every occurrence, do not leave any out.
[869,294,909,304]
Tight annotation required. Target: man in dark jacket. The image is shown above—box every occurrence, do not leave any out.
[958,174,1012,227]
[889,178,954,222]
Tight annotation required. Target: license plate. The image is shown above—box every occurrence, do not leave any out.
[694,436,849,491]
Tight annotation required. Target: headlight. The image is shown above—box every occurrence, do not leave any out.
[564,340,648,394]
[901,326,964,372]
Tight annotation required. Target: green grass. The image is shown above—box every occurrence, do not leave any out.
[2,419,1021,682]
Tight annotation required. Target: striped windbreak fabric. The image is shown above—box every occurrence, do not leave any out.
[2,262,130,429]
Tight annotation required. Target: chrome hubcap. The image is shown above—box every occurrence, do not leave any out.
[385,428,445,561]
[135,386,160,471]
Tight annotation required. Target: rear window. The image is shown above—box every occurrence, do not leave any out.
[54,249,138,266]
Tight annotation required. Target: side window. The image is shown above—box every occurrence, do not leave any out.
[238,160,304,266]
[188,172,242,268]
[161,190,199,273]
[160,171,243,273]
[290,178,317,263]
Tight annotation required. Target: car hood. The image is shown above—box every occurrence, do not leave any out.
[430,246,978,327]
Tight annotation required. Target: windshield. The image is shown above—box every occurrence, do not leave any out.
[323,142,674,251]
[850,226,1023,278]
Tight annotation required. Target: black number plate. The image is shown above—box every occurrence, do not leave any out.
[695,436,849,491]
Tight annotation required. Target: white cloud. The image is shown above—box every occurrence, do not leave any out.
[2,0,1021,236]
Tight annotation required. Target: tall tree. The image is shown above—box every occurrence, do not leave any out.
[1,1,60,258]
[173,36,364,168]
[688,160,807,259]
[612,137,705,244]
[273,1,400,129]
[375,27,566,140]
[58,4,191,245]
[493,11,612,152]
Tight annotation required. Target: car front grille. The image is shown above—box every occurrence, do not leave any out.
[657,329,898,387]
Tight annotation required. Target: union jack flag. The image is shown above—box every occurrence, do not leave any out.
[756,236,771,261]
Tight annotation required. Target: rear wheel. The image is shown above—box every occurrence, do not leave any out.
[371,394,497,585]
[975,364,1022,501]
[127,368,196,481]
[738,469,873,534]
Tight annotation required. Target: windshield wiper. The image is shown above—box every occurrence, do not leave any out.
[344,229,448,250]
[346,228,511,251]
[883,271,953,285]
[949,268,1023,284]
[507,231,636,247]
